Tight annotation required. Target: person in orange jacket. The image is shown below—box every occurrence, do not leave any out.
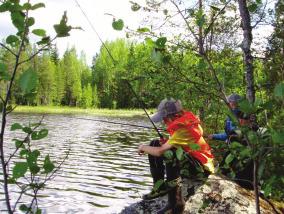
[138,98,214,214]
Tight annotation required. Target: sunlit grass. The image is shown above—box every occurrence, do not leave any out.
[13,106,151,117]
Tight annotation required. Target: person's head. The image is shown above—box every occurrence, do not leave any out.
[227,93,241,109]
[151,98,183,123]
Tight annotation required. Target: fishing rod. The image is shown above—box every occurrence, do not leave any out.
[74,0,164,139]
[73,116,165,131]
[74,0,116,64]
[125,80,164,139]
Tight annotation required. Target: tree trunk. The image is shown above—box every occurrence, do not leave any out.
[238,0,255,102]
[238,1,259,213]
[253,159,261,214]
[198,0,206,120]
[198,0,204,55]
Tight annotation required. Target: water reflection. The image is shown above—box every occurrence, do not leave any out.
[0,114,159,213]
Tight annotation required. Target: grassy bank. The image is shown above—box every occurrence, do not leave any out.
[13,106,148,117]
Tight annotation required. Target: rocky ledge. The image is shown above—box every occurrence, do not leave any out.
[120,174,281,214]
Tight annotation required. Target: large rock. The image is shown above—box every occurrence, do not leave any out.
[120,174,280,214]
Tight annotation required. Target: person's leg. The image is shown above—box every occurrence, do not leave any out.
[157,149,185,213]
[148,140,165,184]
[235,159,254,189]
[143,140,167,200]
[181,154,210,199]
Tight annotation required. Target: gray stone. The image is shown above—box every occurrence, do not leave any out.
[120,175,279,214]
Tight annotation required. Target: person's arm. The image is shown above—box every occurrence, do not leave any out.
[226,119,237,134]
[208,132,228,141]
[138,142,173,157]
[211,132,228,141]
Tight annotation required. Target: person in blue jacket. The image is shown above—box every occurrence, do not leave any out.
[208,93,256,189]
[208,93,243,143]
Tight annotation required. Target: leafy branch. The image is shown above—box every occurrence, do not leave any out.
[0,1,76,213]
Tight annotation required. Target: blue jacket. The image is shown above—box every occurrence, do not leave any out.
[212,109,241,141]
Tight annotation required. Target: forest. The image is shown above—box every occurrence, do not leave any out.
[0,0,283,213]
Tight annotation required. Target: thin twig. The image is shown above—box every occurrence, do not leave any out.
[6,104,18,115]
[12,185,29,213]
[5,116,44,166]
[44,148,70,182]
[18,37,57,65]
[171,0,199,42]
[252,0,268,29]
[0,9,30,213]
[204,0,233,38]
[0,43,17,57]
[0,96,4,103]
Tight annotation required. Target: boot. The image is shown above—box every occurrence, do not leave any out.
[143,167,168,200]
[157,181,185,214]
[142,179,173,200]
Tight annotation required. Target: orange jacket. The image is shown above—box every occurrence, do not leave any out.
[165,111,214,173]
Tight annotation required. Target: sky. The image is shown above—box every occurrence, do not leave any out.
[0,0,146,65]
[0,0,275,65]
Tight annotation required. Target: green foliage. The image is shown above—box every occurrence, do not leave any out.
[176,146,184,160]
[225,153,234,164]
[19,67,38,94]
[271,130,284,144]
[0,1,73,212]
[248,3,258,13]
[155,37,167,49]
[0,2,12,12]
[43,155,55,174]
[163,150,174,160]
[19,204,30,212]
[112,19,124,31]
[195,9,206,27]
[274,82,284,101]
[222,83,284,200]
[238,99,257,114]
[137,27,150,33]
[31,3,45,10]
[13,162,28,179]
[32,29,46,37]
[61,48,82,106]
[11,123,23,131]
[153,179,164,191]
[54,11,72,37]
[9,120,58,180]
[0,62,11,81]
[151,49,164,63]
[80,83,93,108]
[31,129,48,140]
[11,10,25,32]
[6,35,19,44]
[130,1,141,11]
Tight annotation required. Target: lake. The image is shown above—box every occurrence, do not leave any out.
[0,114,158,213]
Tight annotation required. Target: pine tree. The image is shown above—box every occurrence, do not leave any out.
[61,47,82,106]
[80,83,93,108]
[36,53,56,105]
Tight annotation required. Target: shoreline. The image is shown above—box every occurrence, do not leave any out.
[12,106,149,118]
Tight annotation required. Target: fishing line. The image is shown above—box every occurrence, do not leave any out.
[74,0,116,64]
[72,116,165,131]
[73,0,163,138]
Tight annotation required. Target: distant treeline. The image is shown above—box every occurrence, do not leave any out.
[0,38,278,112]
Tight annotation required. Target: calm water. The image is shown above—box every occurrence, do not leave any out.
[0,114,158,213]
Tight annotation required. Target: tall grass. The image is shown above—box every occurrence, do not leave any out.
[13,106,149,117]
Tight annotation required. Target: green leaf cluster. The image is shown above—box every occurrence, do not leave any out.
[112,19,124,31]
[10,121,55,182]
[54,11,72,37]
